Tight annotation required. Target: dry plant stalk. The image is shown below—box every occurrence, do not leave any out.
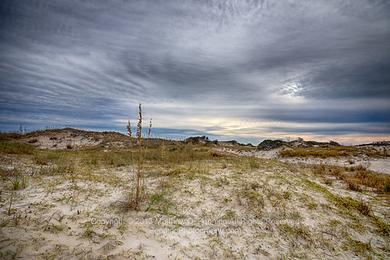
[148,118,152,138]
[8,192,14,215]
[133,103,143,210]
[136,104,142,145]
[127,120,132,137]
[160,138,166,167]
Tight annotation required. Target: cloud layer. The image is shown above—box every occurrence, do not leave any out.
[1,0,389,144]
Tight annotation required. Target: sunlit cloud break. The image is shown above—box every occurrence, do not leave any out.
[1,0,390,144]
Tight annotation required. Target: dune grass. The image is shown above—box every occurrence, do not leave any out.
[311,164,390,193]
[0,140,36,155]
[1,134,389,258]
[280,146,381,158]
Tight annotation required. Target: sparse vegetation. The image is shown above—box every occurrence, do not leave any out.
[310,164,390,193]
[278,223,311,241]
[280,146,381,158]
[131,103,144,210]
[344,236,372,256]
[0,129,389,258]
[10,175,27,190]
[0,140,35,154]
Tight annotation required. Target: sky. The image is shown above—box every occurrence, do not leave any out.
[0,0,390,145]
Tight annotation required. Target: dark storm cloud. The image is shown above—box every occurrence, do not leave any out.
[0,0,389,143]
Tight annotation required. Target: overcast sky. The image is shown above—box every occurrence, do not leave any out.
[1,0,389,144]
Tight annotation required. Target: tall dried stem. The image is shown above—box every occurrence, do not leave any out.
[136,104,142,145]
[148,118,152,138]
[133,103,143,210]
[126,120,132,138]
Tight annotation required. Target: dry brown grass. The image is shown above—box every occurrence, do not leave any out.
[311,164,390,193]
[304,179,373,216]
[346,179,363,192]
[280,146,380,158]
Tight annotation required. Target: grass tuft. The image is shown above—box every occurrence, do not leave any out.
[304,180,370,215]
[310,164,390,193]
[278,223,311,241]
